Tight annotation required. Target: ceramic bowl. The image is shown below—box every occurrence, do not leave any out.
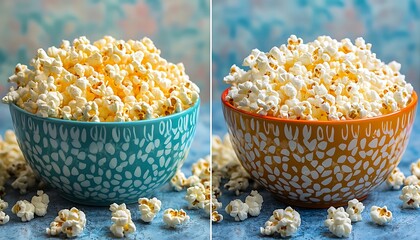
[9,100,200,206]
[222,89,417,208]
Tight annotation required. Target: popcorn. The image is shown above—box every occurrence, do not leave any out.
[11,200,35,222]
[170,170,187,191]
[225,199,249,221]
[370,206,392,225]
[399,185,420,209]
[138,197,162,223]
[0,130,39,195]
[109,203,136,238]
[185,185,207,209]
[346,199,364,222]
[224,35,413,120]
[260,207,301,237]
[245,190,263,217]
[324,207,352,238]
[386,167,406,190]
[411,159,420,178]
[31,190,49,216]
[162,208,190,228]
[404,175,420,186]
[0,211,9,225]
[0,198,8,211]
[211,211,223,223]
[46,207,86,238]
[3,36,200,122]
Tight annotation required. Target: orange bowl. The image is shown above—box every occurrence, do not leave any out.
[221,88,418,208]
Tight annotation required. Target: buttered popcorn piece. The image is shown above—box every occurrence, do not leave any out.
[225,199,249,221]
[185,185,207,209]
[387,167,406,190]
[170,170,187,191]
[400,185,420,209]
[411,159,420,178]
[325,207,352,238]
[162,208,190,228]
[109,203,136,238]
[0,198,8,211]
[46,207,86,238]
[260,206,301,237]
[138,197,162,222]
[370,206,392,225]
[0,211,9,225]
[245,190,263,217]
[12,200,35,222]
[211,210,223,223]
[3,36,200,122]
[224,35,413,120]
[31,190,49,216]
[404,175,420,186]
[346,199,364,222]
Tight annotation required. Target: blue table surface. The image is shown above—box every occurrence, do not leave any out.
[212,101,420,240]
[0,103,211,240]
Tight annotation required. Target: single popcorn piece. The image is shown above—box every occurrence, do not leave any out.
[346,199,364,222]
[0,198,8,211]
[411,159,420,178]
[185,185,207,209]
[260,206,301,237]
[0,211,9,225]
[46,207,86,238]
[109,203,136,238]
[387,167,406,190]
[404,175,420,186]
[12,200,35,222]
[204,196,222,215]
[3,36,200,122]
[31,190,49,216]
[224,35,413,120]
[170,170,187,191]
[324,207,352,238]
[225,199,249,221]
[399,184,420,209]
[245,190,263,217]
[138,197,162,223]
[370,206,392,225]
[211,210,223,223]
[162,208,190,228]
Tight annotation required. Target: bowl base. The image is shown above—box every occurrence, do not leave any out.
[273,194,369,209]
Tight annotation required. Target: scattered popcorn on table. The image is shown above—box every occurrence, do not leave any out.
[211,211,223,223]
[109,203,136,238]
[46,207,86,238]
[2,36,200,122]
[386,167,406,190]
[260,207,301,237]
[245,190,263,217]
[185,185,207,210]
[162,208,190,228]
[346,199,364,222]
[31,190,49,216]
[411,159,420,178]
[138,197,162,223]
[399,185,420,209]
[0,211,9,225]
[224,35,413,120]
[225,199,249,221]
[205,196,222,215]
[0,130,39,195]
[370,206,392,225]
[324,207,352,238]
[404,175,420,186]
[11,200,35,222]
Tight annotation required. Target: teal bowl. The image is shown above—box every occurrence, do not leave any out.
[8,100,200,206]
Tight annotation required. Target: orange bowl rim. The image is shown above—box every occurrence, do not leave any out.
[221,88,418,125]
